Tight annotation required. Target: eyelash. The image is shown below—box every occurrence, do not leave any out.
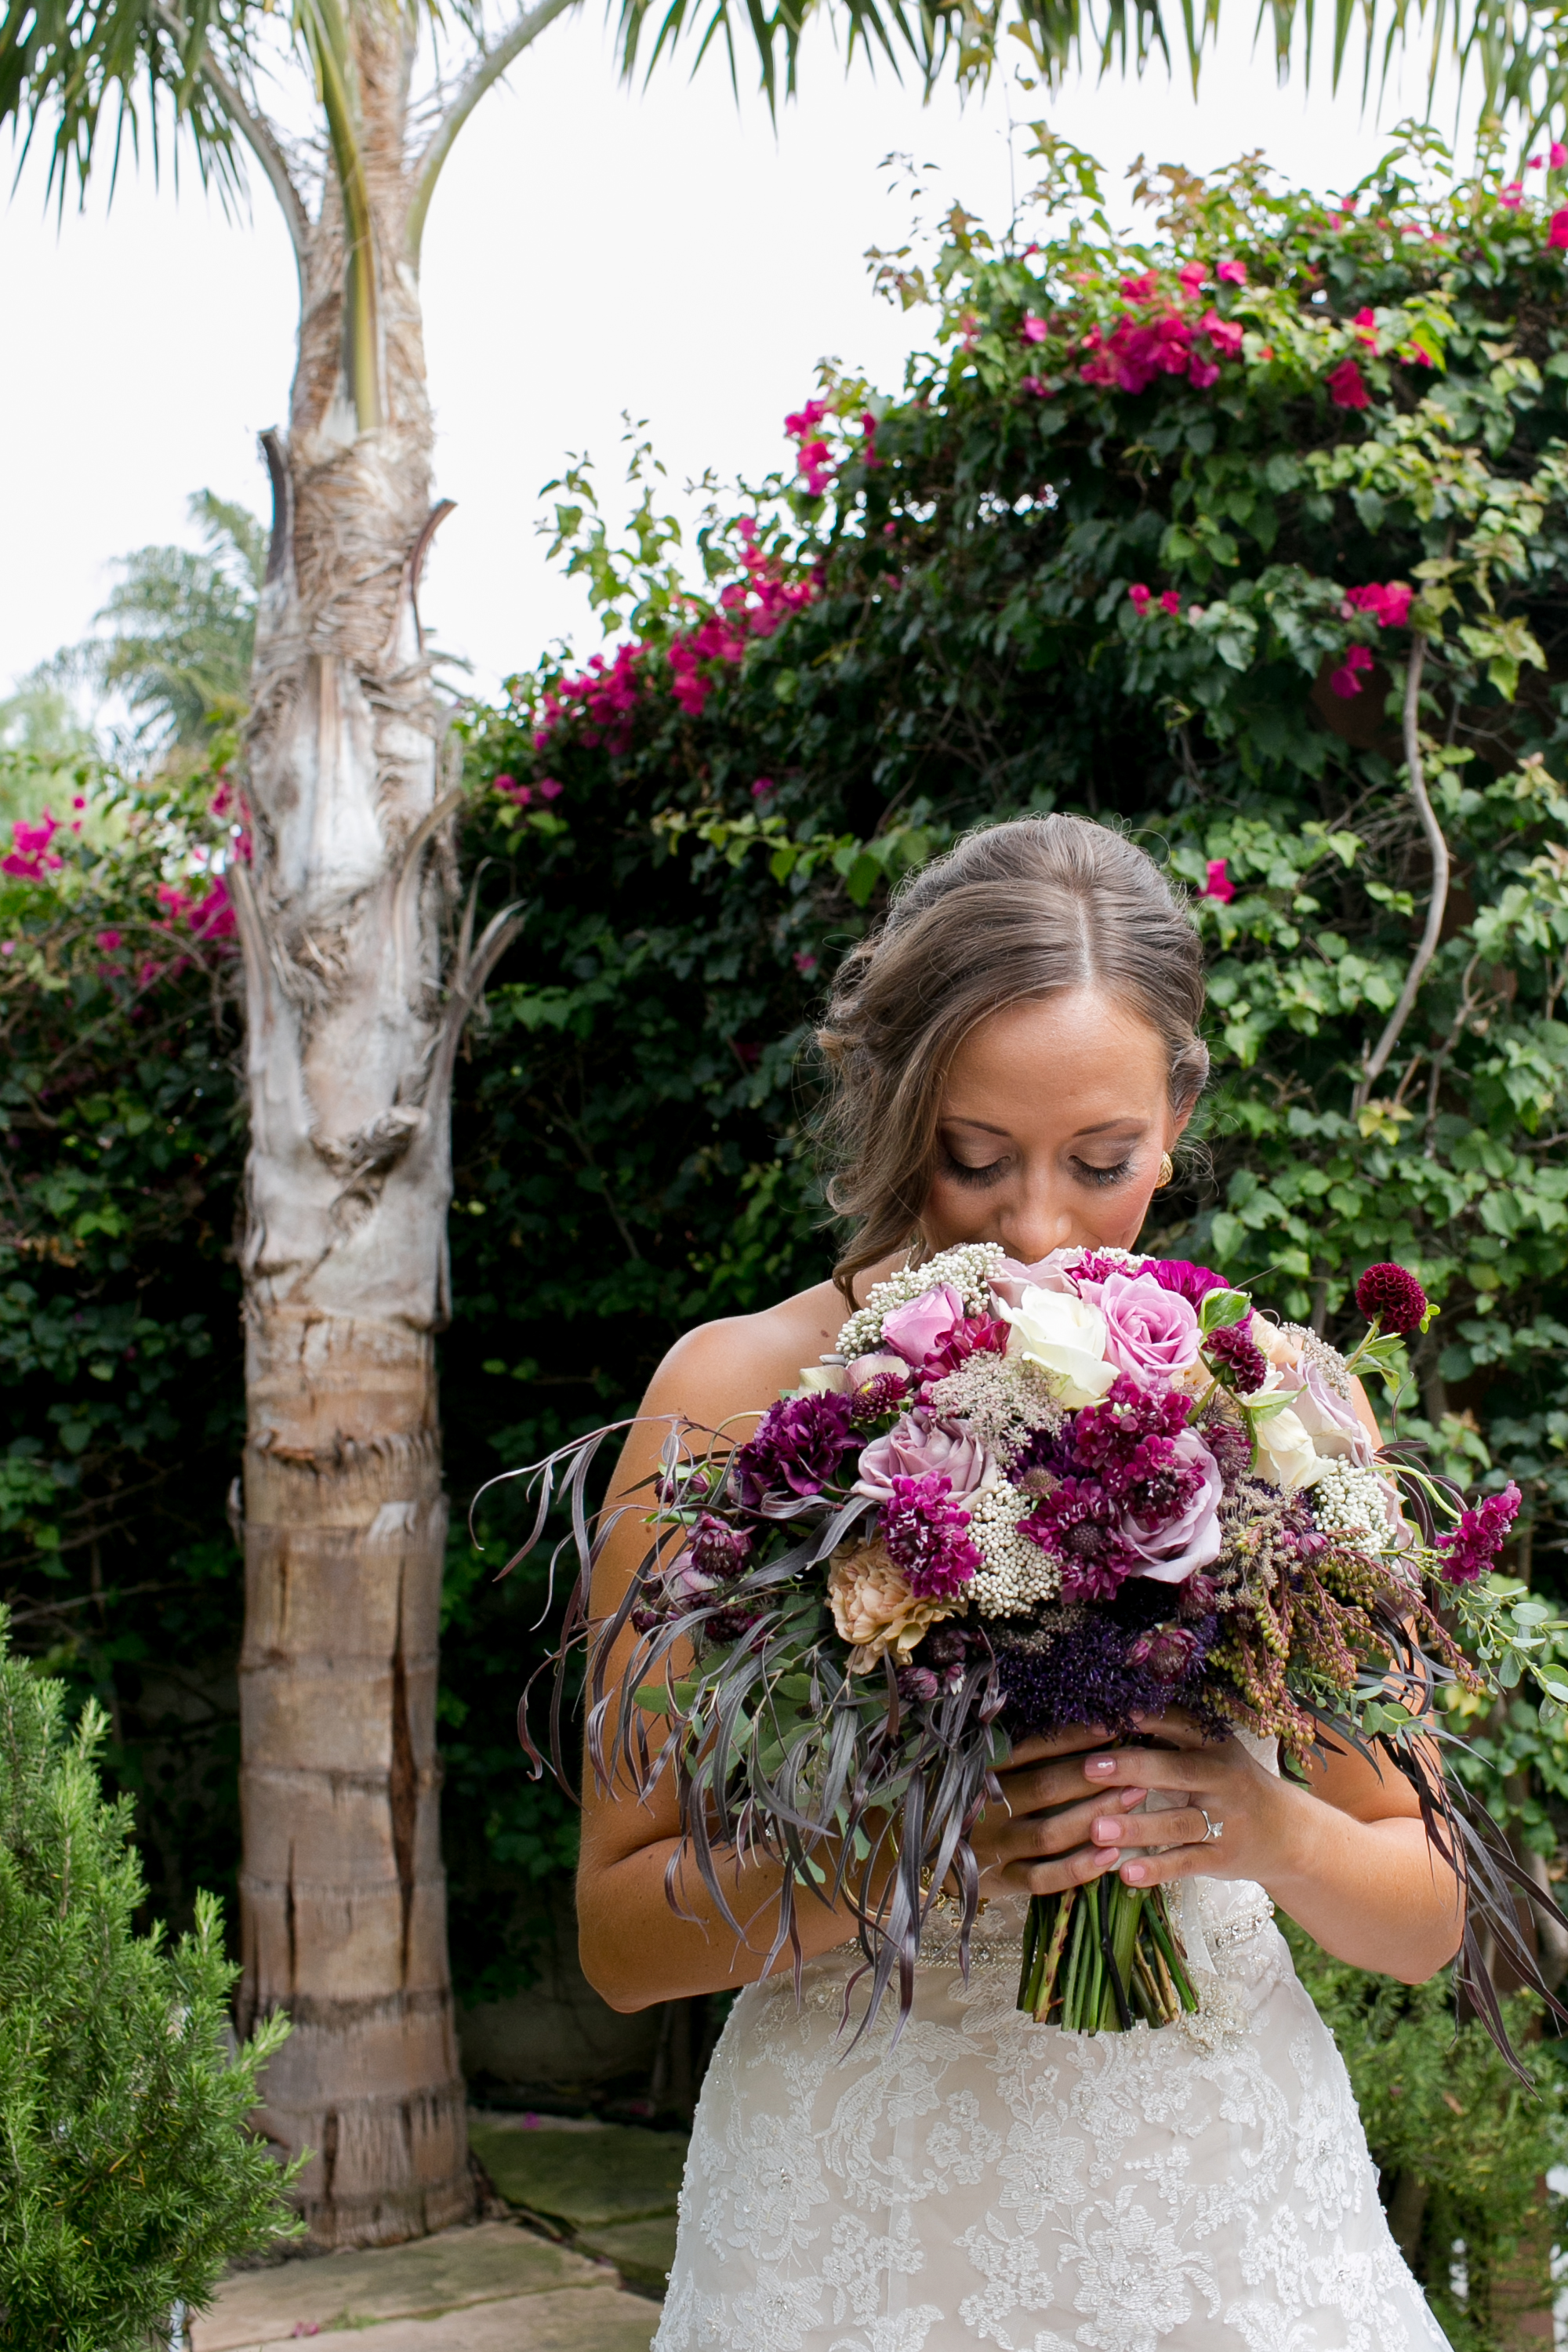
[1073,1156,1134,1189]
[939,1152,1136,1190]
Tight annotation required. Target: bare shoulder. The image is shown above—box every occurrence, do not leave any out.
[648,1274,852,1433]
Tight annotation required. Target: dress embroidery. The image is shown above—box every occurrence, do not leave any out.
[653,1739,1450,2352]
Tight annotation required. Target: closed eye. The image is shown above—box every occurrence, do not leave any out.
[940,1148,1008,1189]
[1071,1156,1134,1189]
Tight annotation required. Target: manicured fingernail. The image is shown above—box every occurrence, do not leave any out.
[1121,1862,1148,1884]
[1121,1788,1146,1809]
[1092,1818,1120,1844]
[1085,1756,1116,1778]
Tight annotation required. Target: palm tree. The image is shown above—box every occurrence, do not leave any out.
[92,492,267,753]
[0,0,1538,2252]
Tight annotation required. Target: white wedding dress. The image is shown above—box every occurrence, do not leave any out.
[652,1740,1450,2352]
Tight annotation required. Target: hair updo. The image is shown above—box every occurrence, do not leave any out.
[815,814,1209,1302]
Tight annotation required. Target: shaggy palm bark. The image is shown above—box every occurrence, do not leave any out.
[226,13,521,2241]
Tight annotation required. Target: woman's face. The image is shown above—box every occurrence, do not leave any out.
[922,989,1189,1264]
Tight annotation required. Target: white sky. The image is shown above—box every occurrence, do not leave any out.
[2,9,1483,702]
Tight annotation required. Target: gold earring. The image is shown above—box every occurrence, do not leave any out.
[1156,1152,1175,1189]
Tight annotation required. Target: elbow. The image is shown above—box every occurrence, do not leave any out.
[577,1893,660,2013]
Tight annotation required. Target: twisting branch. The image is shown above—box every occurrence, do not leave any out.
[405,0,579,265]
[154,3,311,267]
[1352,633,1450,1114]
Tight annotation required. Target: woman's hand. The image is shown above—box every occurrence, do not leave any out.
[1074,1710,1289,1889]
[972,1722,1155,1896]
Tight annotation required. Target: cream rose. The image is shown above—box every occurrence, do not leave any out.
[1000,1285,1116,1407]
[827,1540,960,1670]
[797,1363,850,1396]
[1250,1373,1327,1494]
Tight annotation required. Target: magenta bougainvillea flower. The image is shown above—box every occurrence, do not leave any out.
[1330,644,1375,698]
[1344,581,1414,627]
[1355,1262,1429,1336]
[1200,858,1236,902]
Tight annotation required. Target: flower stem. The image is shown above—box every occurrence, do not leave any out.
[1017,1882,1197,2031]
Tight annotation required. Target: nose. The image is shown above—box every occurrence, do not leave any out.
[996,1200,1077,1266]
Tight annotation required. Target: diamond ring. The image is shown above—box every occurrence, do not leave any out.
[1199,1809,1224,1844]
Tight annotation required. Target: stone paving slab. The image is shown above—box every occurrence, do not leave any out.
[573,2217,679,2298]
[209,2285,655,2352]
[190,2223,622,2349]
[468,2119,687,2230]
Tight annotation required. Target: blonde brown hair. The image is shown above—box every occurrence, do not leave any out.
[816,815,1209,1303]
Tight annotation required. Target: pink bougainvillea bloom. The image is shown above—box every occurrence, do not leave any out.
[1345,581,1414,627]
[1188,358,1221,388]
[1178,260,1207,295]
[1202,858,1236,903]
[1501,181,1524,209]
[784,398,829,437]
[0,941,13,955]
[1530,154,1544,169]
[95,929,122,950]
[1217,259,1247,285]
[537,778,564,800]
[1327,358,1371,409]
[1199,308,1243,357]
[751,777,775,800]
[72,795,85,810]
[1120,271,1158,301]
[1554,142,1568,168]
[1352,306,1378,347]
[1127,583,1153,615]
[1330,644,1376,698]
[1021,313,1047,342]
[793,949,817,975]
[1403,342,1436,368]
[1019,376,1054,397]
[1160,590,1182,615]
[1551,209,1568,248]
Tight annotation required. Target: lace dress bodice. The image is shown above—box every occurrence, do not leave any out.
[652,1737,1449,2352]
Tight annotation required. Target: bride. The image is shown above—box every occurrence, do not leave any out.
[575,813,1458,2352]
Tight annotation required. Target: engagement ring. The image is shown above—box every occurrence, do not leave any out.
[1200,1809,1224,1844]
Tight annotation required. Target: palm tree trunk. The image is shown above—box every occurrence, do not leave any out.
[229,133,510,2239]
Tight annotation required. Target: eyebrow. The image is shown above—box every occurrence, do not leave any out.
[945,1115,1147,1140]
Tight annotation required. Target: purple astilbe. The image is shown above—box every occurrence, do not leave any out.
[1437,1483,1522,1584]
[729,1391,859,1512]
[995,1608,1218,1740]
[1205,1322,1268,1394]
[1355,1261,1428,1338]
[880,1472,982,1599]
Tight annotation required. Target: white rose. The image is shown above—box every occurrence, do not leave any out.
[797,1363,850,1396]
[1000,1286,1116,1408]
[1250,1374,1326,1494]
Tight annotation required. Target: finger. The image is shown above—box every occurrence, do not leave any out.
[1088,1804,1209,1852]
[1004,1841,1123,1899]
[994,1758,1137,1817]
[1082,1747,1221,1791]
[1002,1726,1112,1767]
[1128,1710,1210,1750]
[992,1791,1144,1864]
[1115,1845,1209,1888]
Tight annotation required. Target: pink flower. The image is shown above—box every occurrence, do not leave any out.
[1345,581,1413,627]
[1352,307,1378,347]
[854,1410,993,1503]
[784,397,829,437]
[1200,309,1243,357]
[1327,358,1370,410]
[1188,359,1221,389]
[72,795,85,810]
[1402,343,1436,368]
[1020,376,1054,397]
[1120,271,1158,301]
[538,778,564,800]
[1128,583,1152,615]
[793,949,817,975]
[1160,590,1182,615]
[1501,181,1524,209]
[1021,313,1047,343]
[1120,1428,1224,1582]
[1217,259,1247,285]
[1,811,64,880]
[797,440,833,495]
[1178,261,1207,295]
[1290,1360,1374,1466]
[1082,1269,1202,1386]
[1554,143,1568,169]
[95,929,122,950]
[1330,643,1375,697]
[1530,154,1544,169]
[751,777,775,800]
[1202,858,1235,902]
[880,1283,967,1372]
[1551,209,1568,249]
[1437,1483,1521,1584]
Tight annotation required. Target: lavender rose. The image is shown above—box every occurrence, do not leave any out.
[1290,1359,1374,1467]
[1083,1269,1202,1387]
[1120,1428,1223,1582]
[854,1410,993,1502]
[879,1283,967,1370]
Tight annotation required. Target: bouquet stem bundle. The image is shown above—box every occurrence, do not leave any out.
[1018,1879,1197,2031]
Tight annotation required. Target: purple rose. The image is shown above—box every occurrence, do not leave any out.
[1083,1269,1201,1387]
[854,1410,993,1502]
[880,1283,967,1370]
[1290,1360,1373,1467]
[1120,1428,1223,1583]
[729,1391,859,1513]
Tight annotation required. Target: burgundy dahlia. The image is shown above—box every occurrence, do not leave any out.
[1205,1322,1268,1394]
[1355,1261,1428,1338]
[1436,1483,1521,1584]
[880,1471,982,1599]
[730,1391,859,1511]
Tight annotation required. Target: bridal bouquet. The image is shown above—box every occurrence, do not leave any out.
[514,1244,1555,2052]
